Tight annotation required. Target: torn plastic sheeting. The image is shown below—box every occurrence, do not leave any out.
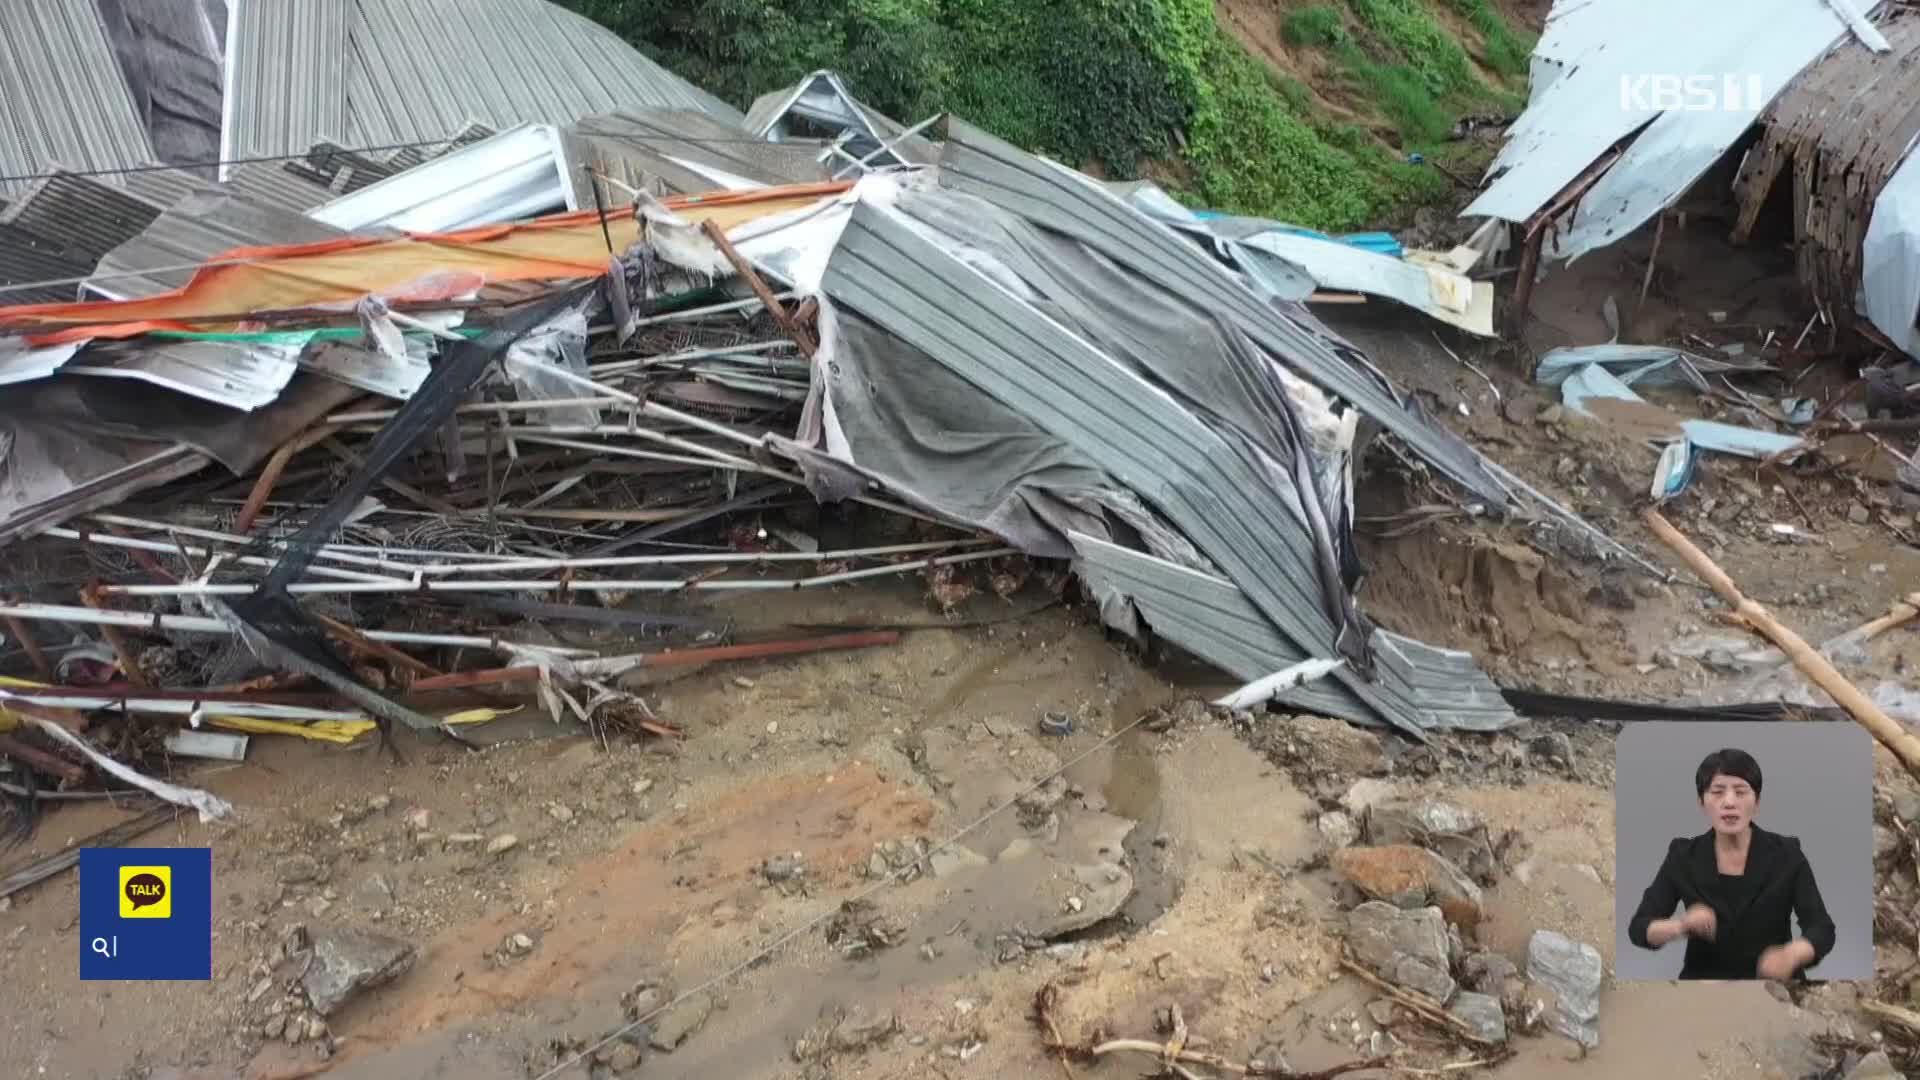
[1862,142,1920,359]
[1560,363,1807,459]
[504,304,598,428]
[202,715,376,744]
[1535,344,1776,390]
[1651,438,1696,500]
[11,709,234,821]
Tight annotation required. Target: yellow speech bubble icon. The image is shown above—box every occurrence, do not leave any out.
[119,865,171,919]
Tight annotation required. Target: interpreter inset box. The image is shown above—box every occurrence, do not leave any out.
[1614,723,1873,982]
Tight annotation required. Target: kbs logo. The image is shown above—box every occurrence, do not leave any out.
[119,865,171,919]
[1619,74,1765,114]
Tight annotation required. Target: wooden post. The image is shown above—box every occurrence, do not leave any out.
[78,585,150,688]
[1506,221,1544,340]
[1644,510,1920,777]
[699,219,817,357]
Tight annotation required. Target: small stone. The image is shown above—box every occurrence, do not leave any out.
[1894,791,1920,825]
[928,846,989,878]
[549,804,574,824]
[766,721,778,735]
[1876,825,1901,863]
[1064,895,1084,914]
[1529,733,1574,766]
[246,976,274,1004]
[307,895,333,918]
[1332,845,1483,929]
[1845,1050,1903,1079]
[1317,811,1361,850]
[734,676,755,689]
[366,794,391,814]
[262,1016,286,1040]
[282,1017,304,1044]
[305,1016,328,1042]
[302,927,418,1016]
[1346,902,1450,975]
[1528,930,1602,1048]
[1366,1000,1398,1026]
[1284,714,1387,774]
[1393,955,1456,1003]
[762,854,803,882]
[632,778,655,797]
[1461,952,1519,994]
[867,852,891,878]
[1537,404,1565,425]
[649,993,713,1051]
[486,834,519,856]
[506,932,535,956]
[1340,778,1399,815]
[624,980,670,1020]
[606,1042,643,1073]
[404,808,431,830]
[830,1007,899,1051]
[1449,991,1508,1044]
[278,854,323,885]
[445,833,485,847]
[1850,503,1873,525]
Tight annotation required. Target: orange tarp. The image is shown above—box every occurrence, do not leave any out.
[0,182,851,343]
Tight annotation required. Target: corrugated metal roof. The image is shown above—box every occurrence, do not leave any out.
[935,119,1510,513]
[746,71,937,170]
[0,222,92,305]
[1069,532,1516,731]
[563,109,831,203]
[223,0,740,172]
[88,189,348,300]
[819,199,1455,738]
[0,172,164,264]
[0,0,155,198]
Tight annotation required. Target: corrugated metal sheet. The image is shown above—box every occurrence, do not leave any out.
[221,0,350,170]
[819,199,1465,738]
[1069,532,1515,730]
[746,71,936,170]
[308,123,576,232]
[563,109,831,203]
[0,222,91,305]
[0,0,155,198]
[935,120,1510,513]
[0,172,164,264]
[88,189,348,300]
[1466,0,1851,261]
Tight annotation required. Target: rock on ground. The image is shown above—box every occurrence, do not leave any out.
[1527,929,1602,1048]
[1332,845,1483,929]
[1367,799,1498,882]
[606,1042,643,1073]
[1346,902,1450,975]
[1281,714,1385,775]
[1448,990,1507,1044]
[1845,1051,1905,1080]
[1392,956,1456,1003]
[829,1007,899,1052]
[649,993,713,1051]
[1035,865,1132,938]
[1460,951,1518,994]
[301,927,418,1016]
[1317,811,1360,850]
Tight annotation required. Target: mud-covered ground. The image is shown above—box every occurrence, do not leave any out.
[4,209,1919,1080]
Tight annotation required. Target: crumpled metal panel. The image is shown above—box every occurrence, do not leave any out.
[307,123,575,232]
[820,199,1462,738]
[1863,144,1920,355]
[89,189,348,300]
[1466,0,1847,244]
[936,120,1510,513]
[1069,531,1517,732]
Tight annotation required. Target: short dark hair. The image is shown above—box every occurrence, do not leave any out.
[1695,748,1762,800]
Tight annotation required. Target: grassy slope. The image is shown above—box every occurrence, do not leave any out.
[565,0,1535,232]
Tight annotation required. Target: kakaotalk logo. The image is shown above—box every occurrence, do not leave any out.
[119,865,172,919]
[1619,74,1766,114]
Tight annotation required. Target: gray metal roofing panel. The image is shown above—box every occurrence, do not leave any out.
[335,0,739,153]
[0,172,164,263]
[1069,532,1516,731]
[223,162,342,212]
[564,109,830,200]
[223,0,350,166]
[934,120,1510,513]
[0,223,89,305]
[89,189,348,300]
[820,201,1434,738]
[0,0,155,198]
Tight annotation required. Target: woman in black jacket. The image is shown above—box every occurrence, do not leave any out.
[1627,747,1836,980]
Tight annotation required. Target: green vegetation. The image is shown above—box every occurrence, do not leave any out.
[1448,0,1536,77]
[1282,5,1346,47]
[561,0,1530,231]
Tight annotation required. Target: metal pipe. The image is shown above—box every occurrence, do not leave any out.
[410,538,991,575]
[589,339,794,377]
[0,692,362,722]
[44,527,412,584]
[93,548,1016,597]
[0,602,597,655]
[86,514,446,574]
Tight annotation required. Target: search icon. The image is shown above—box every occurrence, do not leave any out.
[91,936,116,958]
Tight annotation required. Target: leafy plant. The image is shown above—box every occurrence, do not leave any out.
[1282,5,1346,47]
